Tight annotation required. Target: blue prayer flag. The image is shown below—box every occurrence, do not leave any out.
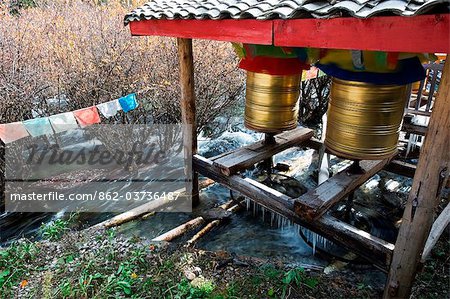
[23,117,54,137]
[118,93,138,113]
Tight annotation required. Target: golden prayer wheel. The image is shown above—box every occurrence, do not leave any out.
[245,71,301,133]
[325,78,408,160]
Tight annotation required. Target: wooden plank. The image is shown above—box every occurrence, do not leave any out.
[212,127,313,175]
[405,108,432,117]
[401,123,427,136]
[193,154,394,271]
[130,19,273,45]
[273,14,450,53]
[294,159,390,220]
[421,201,450,262]
[177,38,199,206]
[385,160,416,178]
[384,60,450,299]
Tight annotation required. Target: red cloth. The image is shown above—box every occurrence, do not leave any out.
[73,106,101,127]
[239,56,308,75]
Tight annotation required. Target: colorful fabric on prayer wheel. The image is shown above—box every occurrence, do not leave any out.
[317,50,435,73]
[316,57,426,85]
[239,56,308,75]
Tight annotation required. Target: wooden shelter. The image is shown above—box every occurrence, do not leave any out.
[124,1,449,298]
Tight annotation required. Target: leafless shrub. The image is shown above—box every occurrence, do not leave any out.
[0,0,244,205]
[299,75,332,127]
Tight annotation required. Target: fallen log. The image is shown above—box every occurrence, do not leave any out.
[186,203,242,247]
[92,178,215,229]
[152,216,205,242]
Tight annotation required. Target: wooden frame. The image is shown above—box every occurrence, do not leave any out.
[146,15,450,298]
[194,154,395,270]
[131,14,450,53]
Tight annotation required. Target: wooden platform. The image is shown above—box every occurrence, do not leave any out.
[294,159,391,220]
[212,127,313,175]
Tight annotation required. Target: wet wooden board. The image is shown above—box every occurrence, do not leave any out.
[385,160,417,178]
[211,127,313,176]
[401,123,428,136]
[294,159,391,220]
[193,154,394,271]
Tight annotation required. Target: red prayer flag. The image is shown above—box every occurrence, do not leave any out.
[73,106,101,127]
[0,122,29,143]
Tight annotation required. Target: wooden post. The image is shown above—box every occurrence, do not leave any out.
[177,38,199,207]
[384,59,450,298]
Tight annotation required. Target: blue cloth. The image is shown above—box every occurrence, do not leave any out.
[316,57,426,85]
[118,93,138,113]
[23,117,54,137]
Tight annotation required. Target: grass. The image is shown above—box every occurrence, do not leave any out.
[0,227,326,299]
[3,225,446,298]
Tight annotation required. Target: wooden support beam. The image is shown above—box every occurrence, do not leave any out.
[385,160,417,178]
[401,123,428,136]
[212,127,313,175]
[294,159,391,220]
[177,38,199,206]
[404,108,432,117]
[421,201,450,262]
[384,60,450,299]
[194,154,394,270]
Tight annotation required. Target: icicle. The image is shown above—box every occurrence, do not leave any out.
[261,207,265,222]
[246,198,250,211]
[312,233,317,255]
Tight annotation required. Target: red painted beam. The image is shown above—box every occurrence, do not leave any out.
[130,19,273,45]
[274,14,450,53]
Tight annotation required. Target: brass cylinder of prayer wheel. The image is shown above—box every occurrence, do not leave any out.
[325,78,408,160]
[244,71,301,133]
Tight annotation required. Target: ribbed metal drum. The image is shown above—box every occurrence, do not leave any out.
[245,71,301,133]
[325,78,408,160]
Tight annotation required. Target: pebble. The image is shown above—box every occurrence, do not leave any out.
[184,270,196,281]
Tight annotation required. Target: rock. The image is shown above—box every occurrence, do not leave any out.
[193,266,202,275]
[184,270,196,281]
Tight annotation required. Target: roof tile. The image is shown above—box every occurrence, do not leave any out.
[125,0,449,24]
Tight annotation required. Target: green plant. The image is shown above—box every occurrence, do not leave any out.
[174,278,215,299]
[281,267,319,297]
[40,218,70,241]
[0,240,39,298]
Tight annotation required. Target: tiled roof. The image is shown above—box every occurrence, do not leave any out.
[124,0,449,24]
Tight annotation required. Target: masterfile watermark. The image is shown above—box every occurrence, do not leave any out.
[4,124,192,213]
